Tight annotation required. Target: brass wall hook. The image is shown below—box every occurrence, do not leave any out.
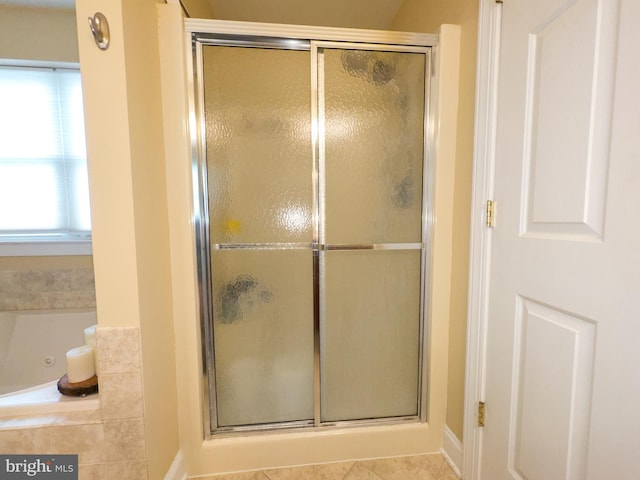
[88,12,110,50]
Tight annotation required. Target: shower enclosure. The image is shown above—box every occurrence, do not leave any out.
[190,30,433,435]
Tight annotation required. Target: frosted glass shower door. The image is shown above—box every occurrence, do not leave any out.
[195,38,430,433]
[202,45,315,427]
[319,47,426,422]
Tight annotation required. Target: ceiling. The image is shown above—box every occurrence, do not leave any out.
[207,0,405,30]
[0,0,405,30]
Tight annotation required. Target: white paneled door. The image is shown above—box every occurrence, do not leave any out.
[481,0,640,479]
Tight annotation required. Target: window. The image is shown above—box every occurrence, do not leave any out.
[0,64,91,255]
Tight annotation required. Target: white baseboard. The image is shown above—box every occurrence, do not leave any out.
[441,426,463,478]
[165,450,188,480]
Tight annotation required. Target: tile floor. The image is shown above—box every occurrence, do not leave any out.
[194,454,459,480]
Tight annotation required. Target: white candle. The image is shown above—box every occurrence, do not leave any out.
[66,345,95,383]
[84,325,97,347]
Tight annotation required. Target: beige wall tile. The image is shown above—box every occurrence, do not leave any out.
[105,460,148,480]
[0,268,95,311]
[104,419,146,462]
[78,463,106,480]
[99,372,144,420]
[96,326,141,375]
[50,424,105,464]
[0,428,50,453]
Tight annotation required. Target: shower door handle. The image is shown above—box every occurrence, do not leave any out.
[323,244,374,251]
[313,243,374,252]
[318,243,422,251]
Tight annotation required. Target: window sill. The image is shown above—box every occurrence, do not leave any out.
[0,240,92,257]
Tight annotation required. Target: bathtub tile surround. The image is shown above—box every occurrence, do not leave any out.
[98,326,148,478]
[106,459,149,478]
[0,325,149,480]
[0,427,50,454]
[198,454,459,480]
[99,372,144,420]
[96,326,141,374]
[104,418,147,462]
[0,268,95,311]
[77,462,105,479]
[49,424,106,464]
[95,326,146,445]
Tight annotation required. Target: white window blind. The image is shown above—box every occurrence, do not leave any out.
[0,65,91,247]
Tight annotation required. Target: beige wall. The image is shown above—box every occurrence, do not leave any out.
[393,0,479,441]
[123,2,181,478]
[0,5,79,62]
[76,0,139,329]
[75,0,180,477]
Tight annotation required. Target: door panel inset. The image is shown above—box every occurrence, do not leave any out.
[521,0,618,240]
[511,298,596,480]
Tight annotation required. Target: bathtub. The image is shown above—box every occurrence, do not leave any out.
[0,309,96,395]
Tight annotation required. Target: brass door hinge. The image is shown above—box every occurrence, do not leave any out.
[486,200,496,227]
[478,401,486,427]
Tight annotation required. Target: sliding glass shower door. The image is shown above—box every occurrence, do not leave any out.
[319,47,426,423]
[193,35,431,434]
[202,45,315,428]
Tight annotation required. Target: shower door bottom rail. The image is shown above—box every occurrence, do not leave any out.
[211,414,422,437]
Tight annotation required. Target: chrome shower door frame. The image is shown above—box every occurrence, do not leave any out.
[187,21,437,438]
